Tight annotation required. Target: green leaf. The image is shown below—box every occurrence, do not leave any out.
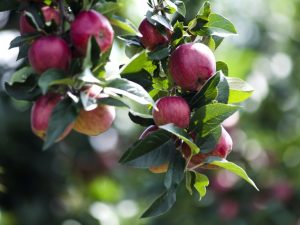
[205,157,259,191]
[122,70,153,91]
[165,0,177,14]
[9,33,40,49]
[94,1,120,15]
[159,124,200,154]
[38,69,68,94]
[216,72,229,104]
[227,77,254,103]
[190,103,240,137]
[119,129,173,168]
[185,172,193,195]
[9,67,34,85]
[0,0,18,11]
[205,13,237,35]
[216,61,229,76]
[164,151,186,190]
[83,37,101,69]
[97,97,129,108]
[128,112,155,127]
[43,98,78,150]
[118,35,141,47]
[148,47,170,61]
[104,78,155,106]
[175,1,186,17]
[5,76,41,101]
[193,172,209,200]
[195,125,221,153]
[120,51,156,75]
[141,188,176,218]
[190,72,220,109]
[110,15,137,34]
[150,14,172,31]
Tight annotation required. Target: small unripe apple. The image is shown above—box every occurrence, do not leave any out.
[70,10,114,56]
[153,96,190,128]
[20,6,61,35]
[73,104,116,136]
[182,126,233,169]
[28,35,71,74]
[31,93,73,140]
[138,18,171,50]
[169,43,216,91]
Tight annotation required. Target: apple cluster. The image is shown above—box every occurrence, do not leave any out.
[138,17,233,173]
[19,3,116,142]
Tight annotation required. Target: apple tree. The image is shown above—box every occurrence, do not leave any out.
[2,0,258,217]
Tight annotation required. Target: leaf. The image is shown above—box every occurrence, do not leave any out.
[165,0,177,14]
[119,129,173,168]
[120,51,156,75]
[175,1,186,17]
[148,47,170,61]
[97,97,129,108]
[205,157,259,191]
[159,124,200,154]
[5,76,41,101]
[195,125,221,153]
[164,150,185,190]
[9,67,34,85]
[216,72,229,104]
[193,172,209,200]
[83,37,101,69]
[150,14,173,31]
[128,112,155,127]
[141,188,176,218]
[122,69,153,91]
[185,172,193,195]
[110,15,138,34]
[190,103,240,137]
[216,61,229,76]
[227,77,254,103]
[118,35,141,47]
[205,13,237,35]
[38,69,67,94]
[77,68,101,84]
[190,72,220,109]
[0,0,18,11]
[43,98,78,150]
[94,1,120,15]
[104,78,154,106]
[9,33,40,49]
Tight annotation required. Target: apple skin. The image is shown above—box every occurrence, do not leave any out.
[70,10,114,56]
[20,6,61,35]
[169,43,216,91]
[28,35,71,74]
[138,18,171,50]
[153,96,190,129]
[73,105,116,136]
[31,93,73,140]
[182,126,233,169]
[139,125,159,139]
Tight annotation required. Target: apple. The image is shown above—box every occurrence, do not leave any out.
[152,96,190,128]
[31,93,73,140]
[70,10,114,56]
[182,126,233,169]
[73,104,116,136]
[218,199,239,220]
[169,43,216,91]
[20,6,61,35]
[28,35,71,74]
[138,18,171,50]
[139,125,159,139]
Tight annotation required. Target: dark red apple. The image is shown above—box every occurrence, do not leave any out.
[169,43,216,91]
[31,93,73,140]
[28,35,71,74]
[152,96,190,129]
[182,126,233,169]
[73,105,116,136]
[70,10,114,56]
[139,125,159,139]
[20,6,61,35]
[138,18,171,50]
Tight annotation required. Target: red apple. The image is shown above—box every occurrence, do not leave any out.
[218,199,239,220]
[28,35,71,74]
[73,104,116,136]
[182,126,233,169]
[139,125,159,139]
[20,6,61,35]
[153,96,190,128]
[169,43,216,91]
[138,18,171,50]
[70,10,114,56]
[31,93,73,140]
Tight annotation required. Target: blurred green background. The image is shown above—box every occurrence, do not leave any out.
[1,0,300,224]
